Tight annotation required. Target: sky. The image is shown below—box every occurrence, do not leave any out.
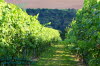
[5,0,84,9]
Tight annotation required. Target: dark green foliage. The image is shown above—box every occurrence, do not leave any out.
[0,57,36,65]
[26,8,77,39]
[65,0,100,66]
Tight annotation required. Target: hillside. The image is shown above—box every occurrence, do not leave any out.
[26,8,77,39]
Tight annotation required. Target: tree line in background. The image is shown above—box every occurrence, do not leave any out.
[26,8,77,39]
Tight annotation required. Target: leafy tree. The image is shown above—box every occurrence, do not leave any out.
[65,0,100,66]
[0,1,61,64]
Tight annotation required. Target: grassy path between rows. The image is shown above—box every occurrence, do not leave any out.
[34,43,84,66]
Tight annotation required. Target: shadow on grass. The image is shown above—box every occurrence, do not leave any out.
[33,43,80,66]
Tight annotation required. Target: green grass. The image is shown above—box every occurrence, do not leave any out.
[33,43,82,66]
